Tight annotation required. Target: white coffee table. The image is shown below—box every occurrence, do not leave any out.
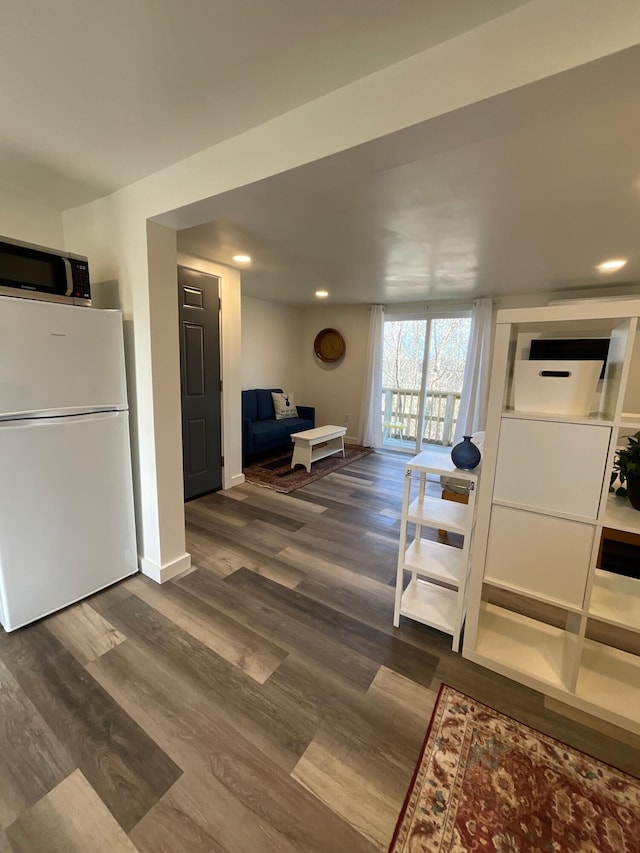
[290,424,347,473]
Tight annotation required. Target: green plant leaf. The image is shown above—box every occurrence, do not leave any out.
[613,432,640,483]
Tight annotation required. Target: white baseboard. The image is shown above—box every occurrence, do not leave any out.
[139,552,191,584]
[224,472,245,489]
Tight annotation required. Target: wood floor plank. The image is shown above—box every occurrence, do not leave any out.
[177,568,380,690]
[219,484,327,521]
[288,520,398,582]
[189,518,284,568]
[185,541,237,577]
[0,624,182,833]
[186,519,302,581]
[242,556,306,590]
[189,489,306,533]
[128,774,232,853]
[184,525,248,574]
[46,601,126,665]
[292,729,399,850]
[1,449,639,849]
[544,696,640,749]
[297,474,401,512]
[217,485,249,501]
[184,498,249,530]
[268,654,426,780]
[187,528,306,588]
[224,568,439,687]
[365,666,438,748]
[87,640,377,853]
[308,502,403,537]
[0,659,74,830]
[368,665,437,714]
[295,575,397,633]
[303,497,401,534]
[131,765,378,853]
[233,518,301,554]
[6,769,138,853]
[364,528,405,548]
[98,585,422,792]
[325,507,401,538]
[293,486,385,517]
[277,545,398,629]
[329,471,375,487]
[90,592,314,773]
[125,575,288,683]
[87,579,134,609]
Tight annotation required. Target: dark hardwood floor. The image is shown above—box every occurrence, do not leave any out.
[0,450,639,851]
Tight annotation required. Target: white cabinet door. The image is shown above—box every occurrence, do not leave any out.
[484,505,594,607]
[493,419,610,519]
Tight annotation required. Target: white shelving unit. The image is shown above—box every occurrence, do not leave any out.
[463,298,640,734]
[393,451,479,652]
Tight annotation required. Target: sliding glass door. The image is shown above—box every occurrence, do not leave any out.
[381,319,426,448]
[382,312,471,453]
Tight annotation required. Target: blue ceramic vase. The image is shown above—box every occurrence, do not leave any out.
[450,435,481,470]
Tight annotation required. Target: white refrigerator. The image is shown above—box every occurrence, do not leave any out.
[0,296,137,631]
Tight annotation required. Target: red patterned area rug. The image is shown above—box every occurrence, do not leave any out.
[243,445,373,493]
[389,684,640,853]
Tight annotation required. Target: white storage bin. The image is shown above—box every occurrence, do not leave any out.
[513,360,602,416]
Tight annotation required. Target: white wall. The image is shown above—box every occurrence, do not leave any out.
[144,223,190,580]
[241,297,366,436]
[0,190,63,247]
[300,305,370,443]
[241,295,303,394]
[239,294,371,449]
[60,2,640,582]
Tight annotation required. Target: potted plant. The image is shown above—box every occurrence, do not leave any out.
[613,430,640,511]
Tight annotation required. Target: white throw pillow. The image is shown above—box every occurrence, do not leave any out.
[271,391,298,420]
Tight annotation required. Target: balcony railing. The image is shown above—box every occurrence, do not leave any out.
[382,386,461,447]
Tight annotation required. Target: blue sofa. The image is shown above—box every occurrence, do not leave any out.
[242,388,315,465]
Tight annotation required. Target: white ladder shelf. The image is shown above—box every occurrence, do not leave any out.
[393,450,479,652]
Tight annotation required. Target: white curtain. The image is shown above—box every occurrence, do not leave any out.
[453,298,494,444]
[359,305,385,448]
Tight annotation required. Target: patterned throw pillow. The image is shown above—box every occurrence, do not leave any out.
[271,391,298,420]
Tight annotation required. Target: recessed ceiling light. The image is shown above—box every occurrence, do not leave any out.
[597,258,627,273]
[315,290,329,298]
[232,254,251,264]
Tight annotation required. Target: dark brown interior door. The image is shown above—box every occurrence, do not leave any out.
[177,265,222,500]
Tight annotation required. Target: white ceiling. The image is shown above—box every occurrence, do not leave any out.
[178,45,640,305]
[0,0,527,210]
[5,2,640,306]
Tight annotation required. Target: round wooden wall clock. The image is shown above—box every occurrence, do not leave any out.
[314,328,346,363]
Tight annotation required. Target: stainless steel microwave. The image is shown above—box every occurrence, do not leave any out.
[0,235,91,306]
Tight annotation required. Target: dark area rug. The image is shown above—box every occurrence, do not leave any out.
[388,684,640,852]
[243,445,373,493]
